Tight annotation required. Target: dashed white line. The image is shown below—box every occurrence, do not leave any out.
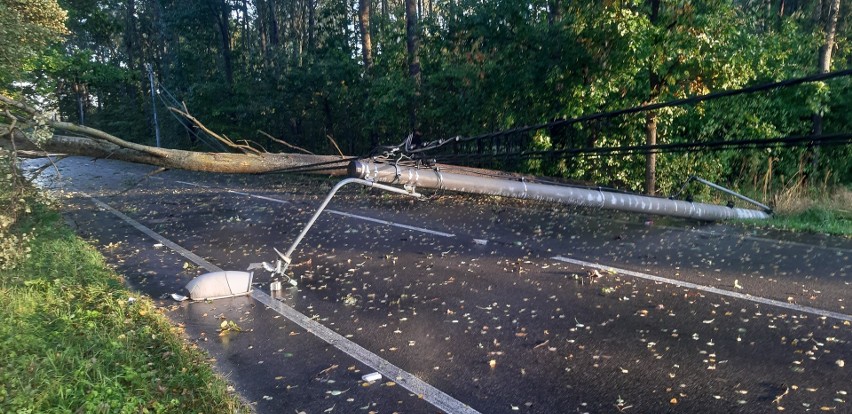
[83,192,480,414]
[174,179,455,237]
[327,209,455,237]
[552,255,852,323]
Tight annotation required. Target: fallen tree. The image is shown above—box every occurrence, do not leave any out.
[0,94,349,175]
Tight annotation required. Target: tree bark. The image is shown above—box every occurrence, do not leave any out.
[359,0,373,71]
[645,0,661,196]
[810,0,840,173]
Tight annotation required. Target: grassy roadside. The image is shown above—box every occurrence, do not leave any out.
[0,198,248,412]
[736,186,852,237]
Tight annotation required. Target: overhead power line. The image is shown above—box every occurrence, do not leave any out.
[395,68,852,156]
[429,132,852,164]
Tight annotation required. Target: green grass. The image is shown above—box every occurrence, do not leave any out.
[742,206,852,236]
[735,187,852,237]
[0,202,248,413]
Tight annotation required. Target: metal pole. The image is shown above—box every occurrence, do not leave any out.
[691,176,772,213]
[272,178,421,275]
[350,160,771,221]
[145,63,162,148]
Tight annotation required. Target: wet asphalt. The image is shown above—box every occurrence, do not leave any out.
[23,156,851,414]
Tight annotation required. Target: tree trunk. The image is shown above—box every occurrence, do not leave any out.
[308,0,316,52]
[810,0,841,173]
[359,0,373,71]
[645,0,661,196]
[10,134,348,175]
[645,111,657,196]
[123,0,139,102]
[548,0,562,26]
[269,0,280,46]
[405,0,421,135]
[215,0,235,89]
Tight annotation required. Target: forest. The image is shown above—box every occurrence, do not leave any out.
[2,0,850,198]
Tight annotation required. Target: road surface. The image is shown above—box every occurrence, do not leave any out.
[24,156,851,413]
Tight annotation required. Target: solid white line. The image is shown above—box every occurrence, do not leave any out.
[85,194,223,272]
[251,291,480,414]
[83,193,479,414]
[552,255,852,322]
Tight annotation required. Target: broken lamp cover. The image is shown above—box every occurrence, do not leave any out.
[185,271,253,300]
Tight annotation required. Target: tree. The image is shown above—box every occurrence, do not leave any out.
[645,0,661,196]
[0,94,348,174]
[359,0,373,71]
[0,0,68,88]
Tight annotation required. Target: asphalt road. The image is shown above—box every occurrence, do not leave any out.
[24,156,851,413]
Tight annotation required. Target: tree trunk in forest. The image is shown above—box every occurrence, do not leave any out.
[645,0,661,196]
[123,0,139,102]
[645,111,658,196]
[813,0,841,131]
[810,0,840,174]
[359,0,373,71]
[215,0,235,89]
[548,0,562,26]
[405,0,421,136]
[308,0,316,52]
[269,0,280,46]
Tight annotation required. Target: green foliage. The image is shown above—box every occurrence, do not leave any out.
[0,196,248,413]
[10,0,852,194]
[0,0,68,89]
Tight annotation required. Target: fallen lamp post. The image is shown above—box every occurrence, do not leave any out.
[184,178,420,300]
[186,161,770,300]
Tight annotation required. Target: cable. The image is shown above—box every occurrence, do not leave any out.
[393,68,852,156]
[428,132,852,164]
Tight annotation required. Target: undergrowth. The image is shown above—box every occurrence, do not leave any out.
[0,192,248,412]
[739,186,852,236]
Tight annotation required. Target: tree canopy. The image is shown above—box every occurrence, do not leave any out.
[1,0,850,195]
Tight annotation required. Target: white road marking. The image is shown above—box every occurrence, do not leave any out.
[251,291,480,414]
[552,255,852,323]
[86,194,222,272]
[82,192,480,414]
[327,209,455,237]
[688,229,852,254]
